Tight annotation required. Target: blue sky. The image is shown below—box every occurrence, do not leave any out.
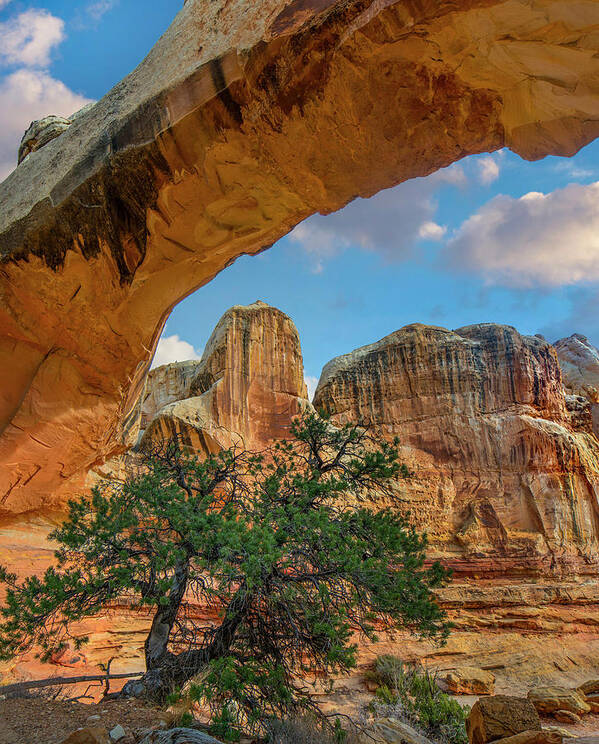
[1,1,598,397]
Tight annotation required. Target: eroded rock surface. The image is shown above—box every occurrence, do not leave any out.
[314,323,599,574]
[18,116,73,165]
[2,0,599,514]
[141,301,310,452]
[466,696,541,744]
[555,334,599,437]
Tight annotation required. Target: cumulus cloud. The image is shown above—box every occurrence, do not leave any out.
[0,68,92,180]
[288,164,465,272]
[151,334,203,369]
[0,9,65,68]
[444,181,599,288]
[418,221,446,240]
[478,156,500,185]
[304,375,319,401]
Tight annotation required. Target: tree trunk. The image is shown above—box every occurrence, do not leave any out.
[175,586,248,678]
[145,558,190,670]
[124,583,248,702]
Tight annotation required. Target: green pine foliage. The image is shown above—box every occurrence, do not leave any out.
[0,412,451,740]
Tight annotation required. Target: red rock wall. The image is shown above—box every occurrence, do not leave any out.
[3,0,599,517]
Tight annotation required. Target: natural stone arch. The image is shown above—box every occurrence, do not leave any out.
[1,0,599,514]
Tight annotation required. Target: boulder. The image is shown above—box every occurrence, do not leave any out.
[360,718,435,744]
[442,667,495,695]
[543,728,575,738]
[109,725,126,742]
[17,115,72,164]
[59,729,110,744]
[467,696,541,744]
[553,711,581,725]
[528,688,590,716]
[491,733,562,744]
[137,730,223,743]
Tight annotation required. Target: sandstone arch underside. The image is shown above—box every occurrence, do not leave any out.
[1,0,599,514]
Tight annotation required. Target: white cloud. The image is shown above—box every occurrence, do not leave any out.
[288,164,465,272]
[0,1,12,9]
[0,69,92,180]
[444,181,599,288]
[478,156,500,185]
[151,334,203,369]
[304,375,319,401]
[553,160,594,180]
[72,1,118,29]
[418,221,446,240]
[86,1,117,21]
[0,9,65,68]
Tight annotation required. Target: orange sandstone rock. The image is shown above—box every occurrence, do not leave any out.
[466,696,541,744]
[2,0,599,514]
[4,309,599,695]
[442,666,495,696]
[527,688,590,716]
[141,301,310,451]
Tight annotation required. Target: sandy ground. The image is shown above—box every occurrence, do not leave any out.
[0,697,164,744]
[2,682,599,744]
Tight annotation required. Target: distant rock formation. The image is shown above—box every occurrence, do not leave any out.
[313,323,599,576]
[555,334,599,437]
[140,301,310,452]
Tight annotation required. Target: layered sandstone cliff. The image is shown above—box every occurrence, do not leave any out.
[140,301,310,452]
[313,323,599,576]
[2,0,599,515]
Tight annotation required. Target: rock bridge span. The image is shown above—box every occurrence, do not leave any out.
[1,0,599,512]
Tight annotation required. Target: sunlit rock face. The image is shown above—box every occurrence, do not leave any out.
[313,323,599,576]
[555,334,599,437]
[2,0,599,515]
[136,361,203,434]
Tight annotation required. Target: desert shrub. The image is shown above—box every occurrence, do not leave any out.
[369,656,469,744]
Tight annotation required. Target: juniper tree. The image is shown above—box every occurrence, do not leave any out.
[0,412,450,739]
